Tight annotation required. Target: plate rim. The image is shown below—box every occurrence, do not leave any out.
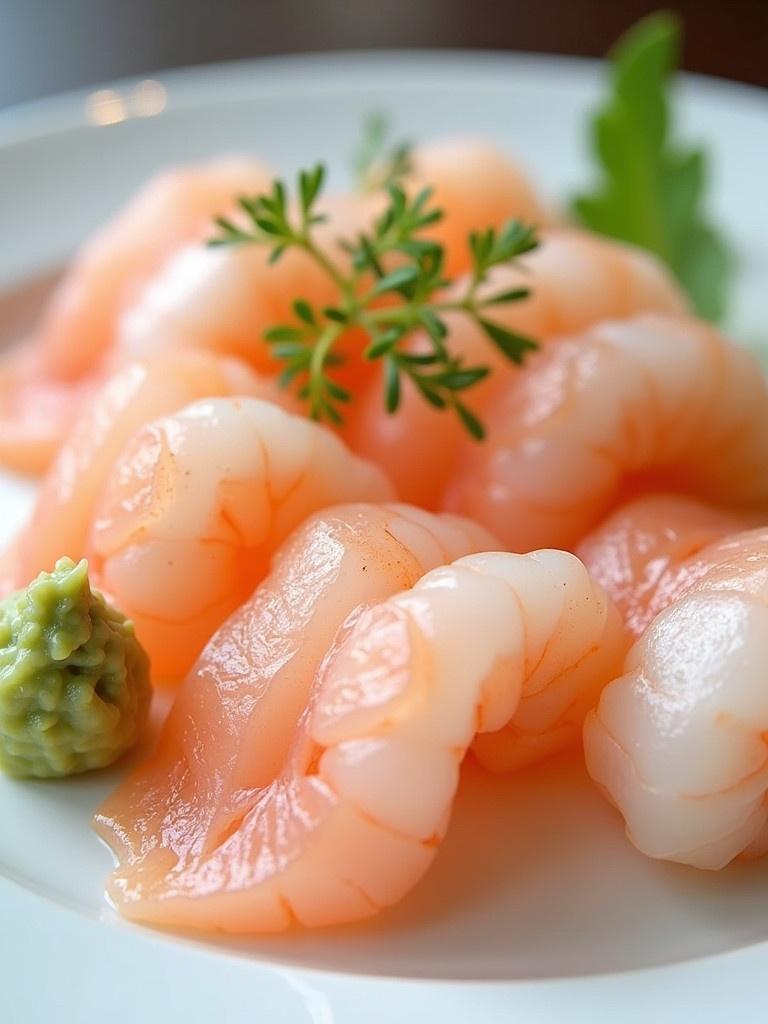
[1,48,766,148]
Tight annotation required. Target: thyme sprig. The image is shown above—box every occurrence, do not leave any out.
[210,164,538,439]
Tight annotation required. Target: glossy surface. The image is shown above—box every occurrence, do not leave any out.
[578,493,747,639]
[0,160,272,470]
[448,314,768,550]
[96,504,498,929]
[344,229,686,509]
[585,518,768,869]
[2,350,278,597]
[90,399,392,680]
[1,51,768,1022]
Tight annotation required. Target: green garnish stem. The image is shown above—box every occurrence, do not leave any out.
[210,165,540,438]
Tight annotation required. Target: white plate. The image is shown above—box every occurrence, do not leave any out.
[1,52,767,1024]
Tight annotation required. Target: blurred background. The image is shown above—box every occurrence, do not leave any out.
[1,0,766,109]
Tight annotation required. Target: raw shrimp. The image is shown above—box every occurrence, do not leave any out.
[95,507,622,932]
[6,350,285,589]
[39,159,273,380]
[445,313,768,551]
[407,139,548,275]
[0,350,97,475]
[115,141,549,381]
[584,525,768,869]
[577,493,749,639]
[88,399,394,680]
[115,193,375,381]
[0,140,549,474]
[0,160,272,472]
[343,231,687,509]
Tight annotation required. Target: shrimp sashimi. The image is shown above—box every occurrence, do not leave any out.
[115,141,549,383]
[0,349,97,474]
[445,314,768,551]
[0,141,548,477]
[407,139,549,275]
[6,351,285,590]
[115,193,375,384]
[577,493,749,639]
[95,508,622,932]
[0,159,272,473]
[584,526,768,869]
[343,231,687,509]
[38,159,274,380]
[88,399,394,681]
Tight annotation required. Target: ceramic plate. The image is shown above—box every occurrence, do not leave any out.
[1,51,767,1023]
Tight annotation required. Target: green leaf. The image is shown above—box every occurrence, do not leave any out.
[323,307,349,324]
[418,309,448,342]
[372,266,420,296]
[293,299,316,325]
[572,12,732,320]
[385,358,401,413]
[254,217,281,236]
[270,341,309,360]
[365,327,405,360]
[412,379,447,409]
[675,222,733,322]
[278,365,304,388]
[299,164,326,216]
[264,325,303,343]
[325,380,352,402]
[352,113,414,192]
[481,287,530,306]
[453,400,485,441]
[434,366,490,390]
[397,352,440,366]
[478,319,539,364]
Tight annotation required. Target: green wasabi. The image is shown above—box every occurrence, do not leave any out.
[0,558,151,778]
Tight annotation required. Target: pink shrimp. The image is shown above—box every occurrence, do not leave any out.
[577,493,750,639]
[86,398,394,680]
[0,160,272,471]
[342,231,687,509]
[444,313,768,551]
[584,521,768,869]
[95,506,622,932]
[5,350,286,590]
[0,140,548,474]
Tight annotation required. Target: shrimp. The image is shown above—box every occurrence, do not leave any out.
[0,141,549,475]
[87,399,394,680]
[0,159,272,472]
[584,525,768,869]
[38,159,273,380]
[95,508,622,932]
[6,350,286,589]
[407,139,549,275]
[0,349,98,475]
[114,193,375,382]
[444,313,768,551]
[115,141,549,381]
[577,493,750,639]
[342,232,687,509]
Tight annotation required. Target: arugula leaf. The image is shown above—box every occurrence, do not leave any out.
[572,11,732,321]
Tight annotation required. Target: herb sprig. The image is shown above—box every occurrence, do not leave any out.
[352,112,413,193]
[210,167,538,438]
[572,11,731,321]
